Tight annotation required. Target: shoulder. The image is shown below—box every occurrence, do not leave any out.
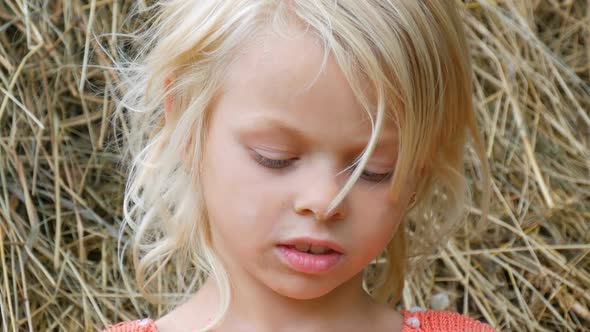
[102,318,158,332]
[400,307,496,332]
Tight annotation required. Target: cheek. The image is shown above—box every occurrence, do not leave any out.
[203,139,284,251]
[352,195,405,256]
[371,208,402,242]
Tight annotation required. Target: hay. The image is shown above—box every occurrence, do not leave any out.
[0,0,588,331]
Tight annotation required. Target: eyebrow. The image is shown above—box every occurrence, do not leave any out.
[237,116,398,150]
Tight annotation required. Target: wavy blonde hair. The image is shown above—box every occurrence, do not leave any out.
[111,0,490,329]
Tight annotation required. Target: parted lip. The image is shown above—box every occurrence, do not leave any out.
[278,237,345,254]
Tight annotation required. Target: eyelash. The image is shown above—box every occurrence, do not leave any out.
[252,153,394,183]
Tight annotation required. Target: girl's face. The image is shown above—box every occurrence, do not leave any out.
[201,26,415,300]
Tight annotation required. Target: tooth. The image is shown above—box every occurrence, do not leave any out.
[309,245,328,255]
[295,243,310,252]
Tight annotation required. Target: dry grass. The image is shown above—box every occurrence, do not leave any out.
[0,0,588,331]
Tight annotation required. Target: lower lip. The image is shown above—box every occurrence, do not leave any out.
[276,246,343,274]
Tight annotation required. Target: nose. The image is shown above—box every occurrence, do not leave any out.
[293,163,348,223]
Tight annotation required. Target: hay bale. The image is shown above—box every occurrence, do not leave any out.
[0,1,588,330]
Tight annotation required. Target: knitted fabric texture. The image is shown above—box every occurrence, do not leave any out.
[103,318,157,332]
[400,309,495,331]
[102,309,495,331]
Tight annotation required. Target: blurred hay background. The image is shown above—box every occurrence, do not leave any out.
[0,0,588,331]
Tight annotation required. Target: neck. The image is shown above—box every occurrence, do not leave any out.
[193,272,380,331]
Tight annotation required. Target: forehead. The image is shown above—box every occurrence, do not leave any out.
[215,23,397,146]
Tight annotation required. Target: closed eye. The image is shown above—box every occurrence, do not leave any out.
[251,152,394,183]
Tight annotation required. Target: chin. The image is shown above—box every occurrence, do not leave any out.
[266,276,342,300]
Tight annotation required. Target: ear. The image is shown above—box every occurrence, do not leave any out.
[418,165,428,179]
[164,76,195,169]
[411,165,430,201]
[164,76,176,124]
[393,164,428,206]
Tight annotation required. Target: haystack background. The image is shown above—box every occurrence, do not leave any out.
[0,0,588,331]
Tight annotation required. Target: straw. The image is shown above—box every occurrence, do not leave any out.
[0,0,588,330]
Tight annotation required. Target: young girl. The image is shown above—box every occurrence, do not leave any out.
[105,0,494,331]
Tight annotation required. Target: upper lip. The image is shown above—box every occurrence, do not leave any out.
[279,237,345,254]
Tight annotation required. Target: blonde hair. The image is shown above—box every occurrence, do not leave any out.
[111,0,490,329]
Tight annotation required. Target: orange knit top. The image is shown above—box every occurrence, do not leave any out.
[102,308,496,331]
